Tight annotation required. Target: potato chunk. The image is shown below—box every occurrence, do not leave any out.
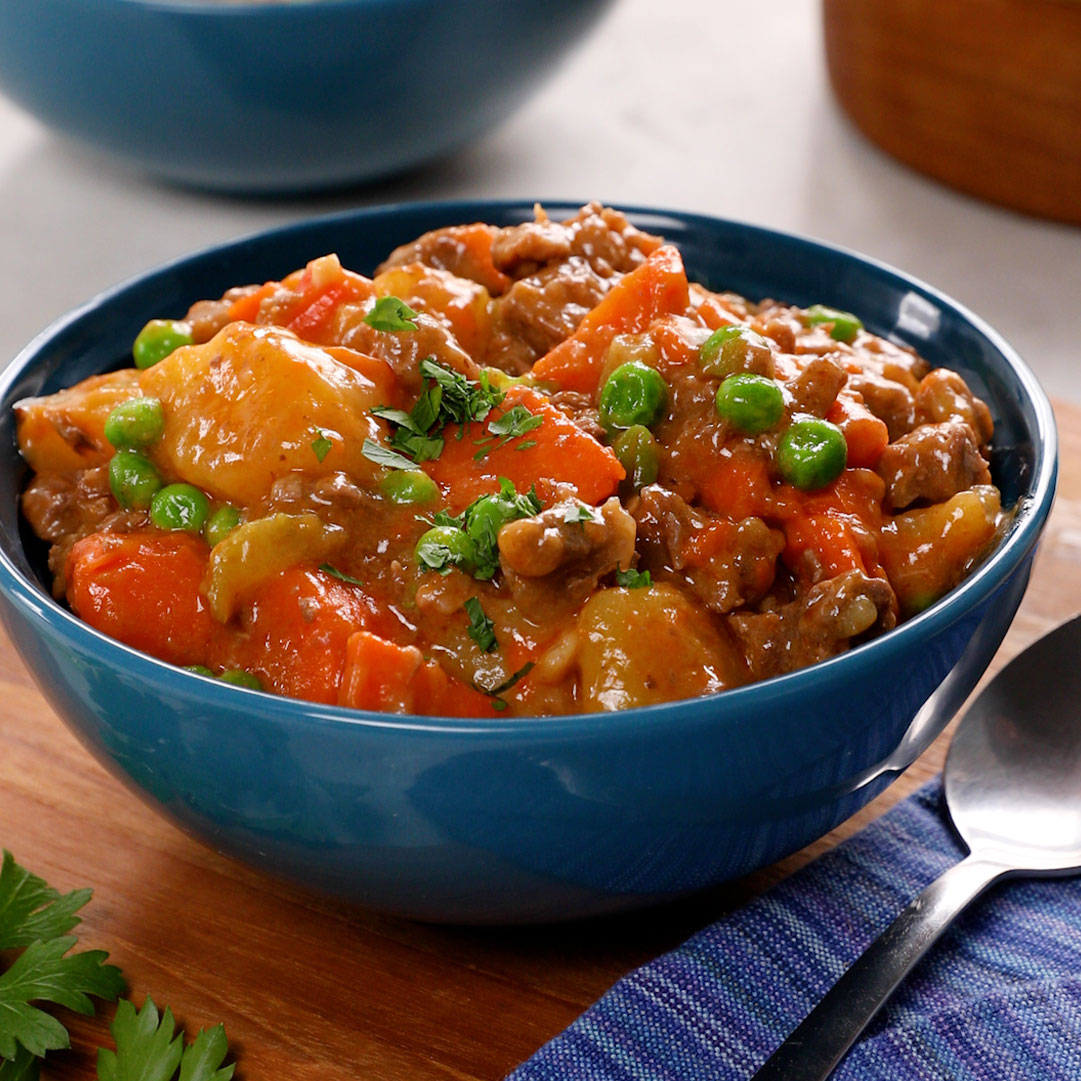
[139,322,388,506]
[576,584,745,711]
[879,485,1001,616]
[15,369,141,474]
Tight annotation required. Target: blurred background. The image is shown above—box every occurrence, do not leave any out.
[0,0,1077,400]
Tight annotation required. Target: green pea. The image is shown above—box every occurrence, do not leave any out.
[203,504,242,547]
[382,469,438,505]
[133,319,193,370]
[805,304,863,343]
[700,325,774,378]
[150,483,210,533]
[109,449,163,509]
[185,665,214,678]
[613,424,660,490]
[415,525,477,575]
[464,493,517,546]
[777,417,848,491]
[219,669,262,690]
[715,374,785,435]
[598,361,668,431]
[104,396,164,449]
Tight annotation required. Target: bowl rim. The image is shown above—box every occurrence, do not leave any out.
[95,0,515,14]
[0,198,1059,738]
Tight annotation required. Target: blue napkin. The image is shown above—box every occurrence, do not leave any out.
[510,780,1081,1080]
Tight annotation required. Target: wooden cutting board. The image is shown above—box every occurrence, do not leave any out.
[1,401,1078,1080]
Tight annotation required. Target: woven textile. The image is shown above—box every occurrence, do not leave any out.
[510,780,1081,1080]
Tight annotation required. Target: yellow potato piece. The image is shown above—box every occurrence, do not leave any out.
[879,485,1002,616]
[15,369,141,474]
[139,322,386,506]
[576,584,745,711]
[203,512,345,623]
[373,262,491,360]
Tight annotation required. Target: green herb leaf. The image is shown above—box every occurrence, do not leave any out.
[473,661,535,700]
[0,936,125,1058]
[363,296,419,332]
[0,850,92,950]
[388,428,444,463]
[310,432,333,463]
[318,563,363,586]
[616,567,653,589]
[561,503,596,525]
[464,598,497,653]
[461,479,543,581]
[473,403,544,460]
[361,438,417,472]
[97,997,181,1081]
[0,1044,40,1081]
[419,358,503,427]
[177,1023,235,1081]
[370,406,419,431]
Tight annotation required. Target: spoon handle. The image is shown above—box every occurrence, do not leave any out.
[750,854,1010,1081]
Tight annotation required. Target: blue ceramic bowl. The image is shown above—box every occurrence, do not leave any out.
[0,202,1057,922]
[0,0,613,192]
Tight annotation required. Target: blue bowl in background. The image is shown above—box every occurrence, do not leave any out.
[0,0,614,192]
[0,201,1057,922]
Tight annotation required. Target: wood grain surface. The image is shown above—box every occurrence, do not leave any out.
[823,0,1081,225]
[2,401,1078,1080]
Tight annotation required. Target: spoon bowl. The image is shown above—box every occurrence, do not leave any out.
[946,614,1081,872]
[753,614,1081,1080]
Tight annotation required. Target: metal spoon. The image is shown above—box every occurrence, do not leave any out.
[751,614,1081,1081]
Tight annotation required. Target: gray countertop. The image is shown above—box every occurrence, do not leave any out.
[1,0,1077,401]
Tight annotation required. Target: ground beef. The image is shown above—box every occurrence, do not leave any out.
[916,369,994,444]
[876,419,991,510]
[545,389,607,441]
[22,466,147,596]
[377,223,511,295]
[846,372,918,440]
[491,202,662,280]
[728,569,896,680]
[498,496,636,619]
[632,486,784,615]
[788,355,848,416]
[185,285,261,343]
[484,257,612,374]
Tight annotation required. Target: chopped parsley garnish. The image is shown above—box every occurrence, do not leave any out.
[463,479,543,580]
[473,403,544,461]
[473,661,535,708]
[367,358,506,469]
[464,597,498,653]
[616,567,653,589]
[414,479,542,582]
[418,358,504,428]
[561,503,596,525]
[310,432,333,463]
[363,295,419,332]
[361,438,417,471]
[319,563,363,586]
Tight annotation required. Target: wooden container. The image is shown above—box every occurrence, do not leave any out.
[823,0,1081,225]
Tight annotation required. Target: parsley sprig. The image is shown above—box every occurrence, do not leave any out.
[364,358,507,471]
[363,295,419,332]
[463,598,497,653]
[0,851,124,1061]
[471,662,535,710]
[0,851,235,1080]
[473,403,543,461]
[417,479,542,582]
[616,567,653,589]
